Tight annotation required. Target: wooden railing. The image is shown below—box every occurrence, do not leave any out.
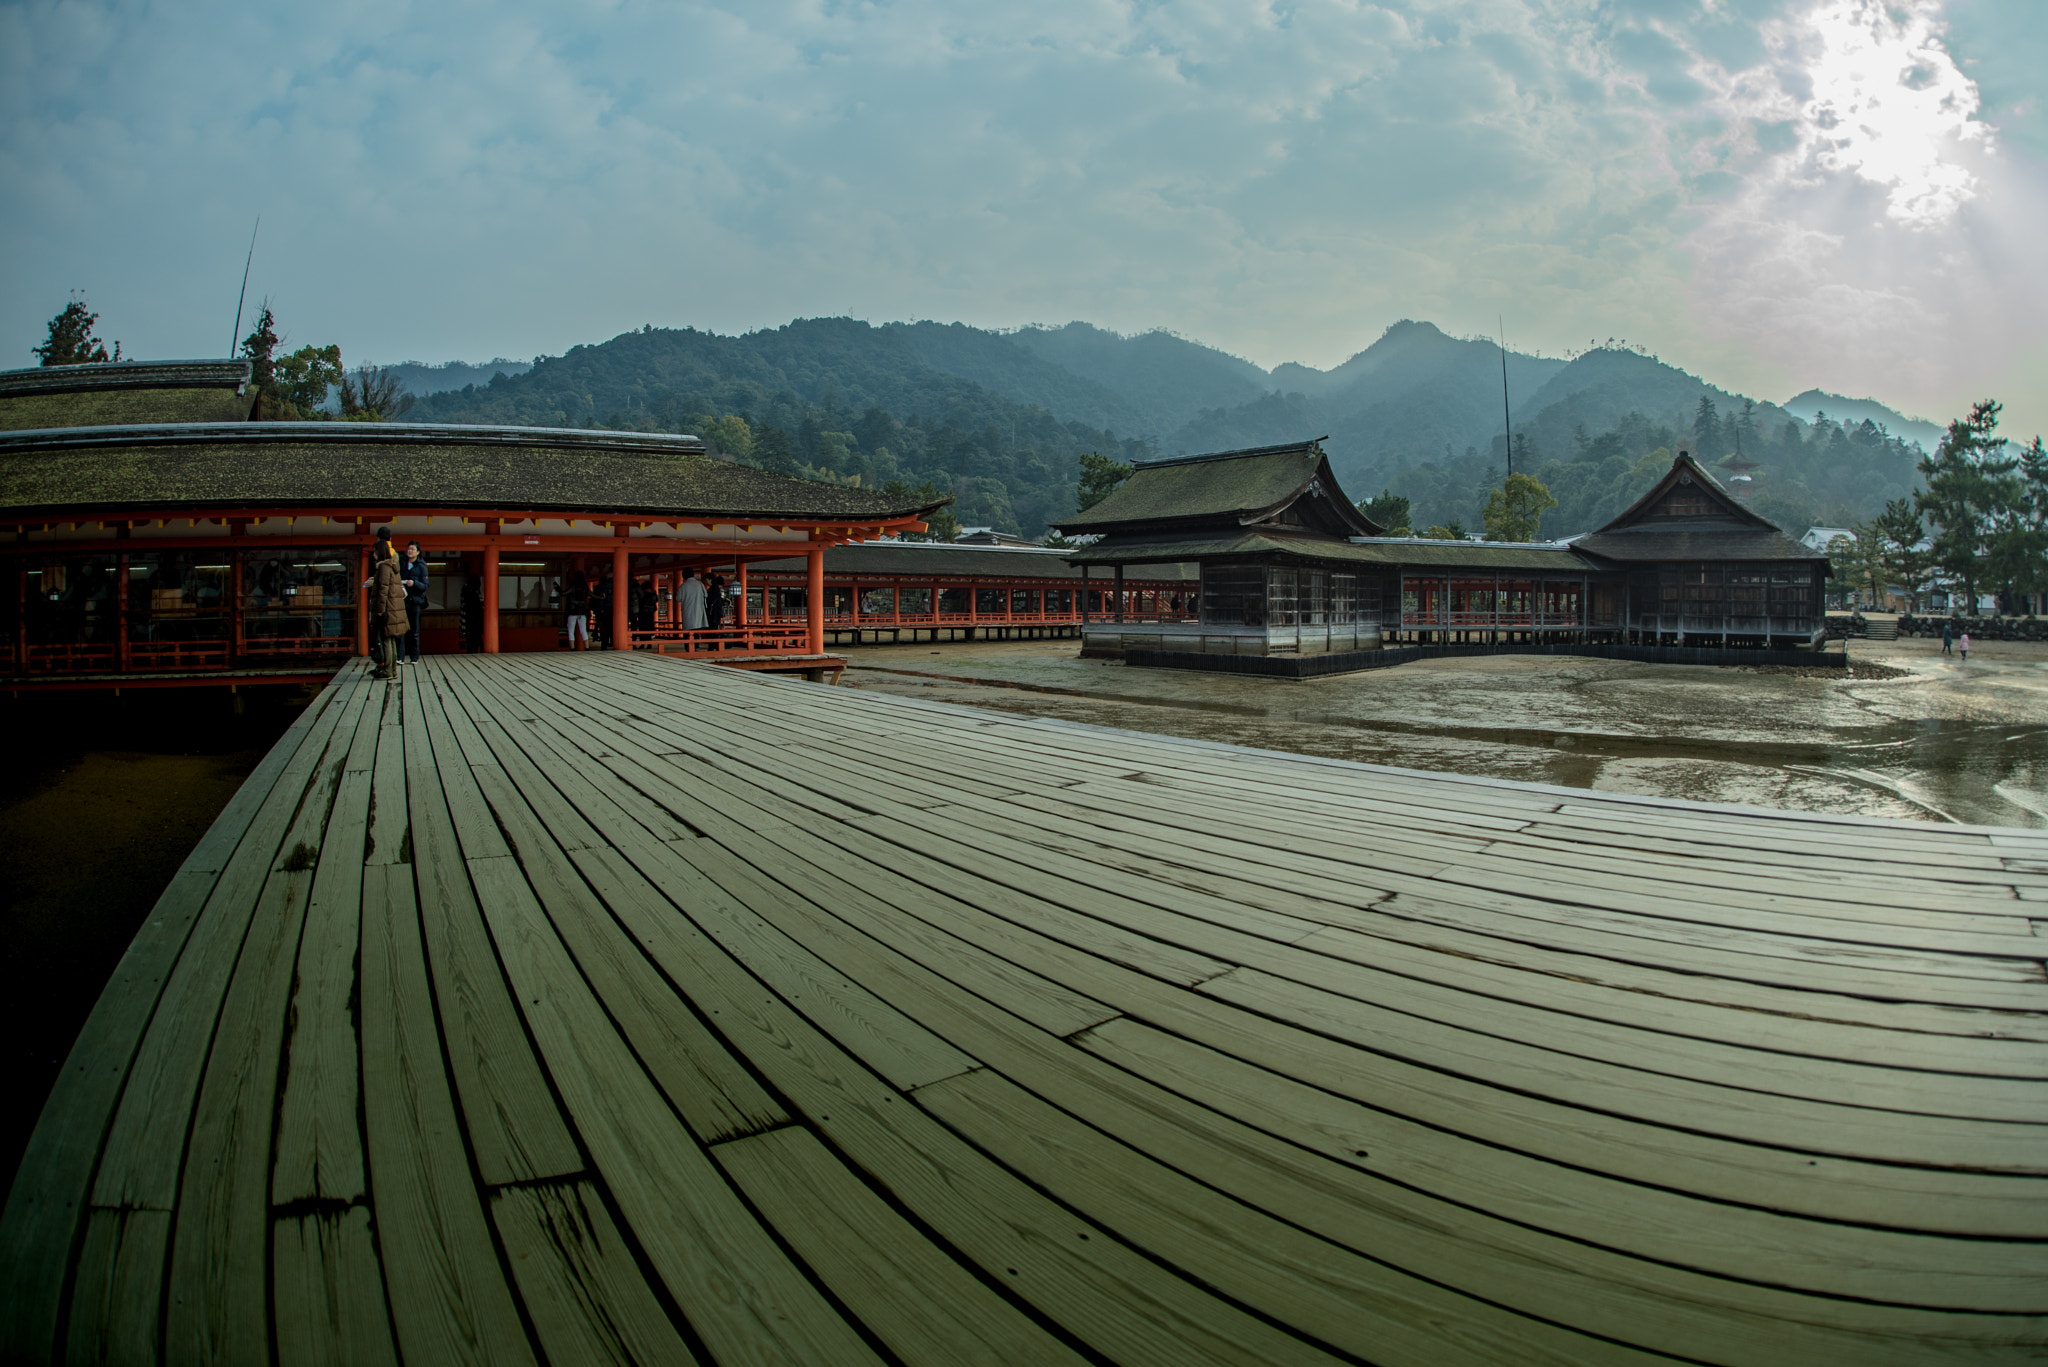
[632,624,812,654]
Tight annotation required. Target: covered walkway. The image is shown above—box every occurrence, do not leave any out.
[4,655,2046,1364]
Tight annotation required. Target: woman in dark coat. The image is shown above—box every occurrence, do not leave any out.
[370,529,409,679]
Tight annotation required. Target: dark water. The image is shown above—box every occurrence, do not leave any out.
[0,686,305,1193]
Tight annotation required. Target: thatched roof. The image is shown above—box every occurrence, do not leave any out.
[1575,453,1826,564]
[0,360,255,430]
[0,422,948,524]
[1056,440,1383,538]
[750,542,1197,580]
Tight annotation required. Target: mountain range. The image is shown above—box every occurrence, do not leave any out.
[406,317,1947,539]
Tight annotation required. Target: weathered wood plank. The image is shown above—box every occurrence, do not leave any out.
[490,1179,702,1367]
[714,1124,1093,1367]
[62,1207,168,1367]
[273,1207,399,1367]
[402,675,583,1186]
[359,860,538,1367]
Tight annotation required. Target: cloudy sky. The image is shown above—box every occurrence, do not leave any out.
[4,0,2042,434]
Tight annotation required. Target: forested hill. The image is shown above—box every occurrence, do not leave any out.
[410,315,1938,539]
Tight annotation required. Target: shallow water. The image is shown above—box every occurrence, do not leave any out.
[841,637,2048,828]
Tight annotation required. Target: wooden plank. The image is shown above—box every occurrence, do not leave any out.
[461,853,886,1367]
[274,688,385,1205]
[62,1208,168,1367]
[147,687,372,1364]
[1077,1016,2048,1307]
[564,837,1345,1367]
[401,676,582,1185]
[359,861,539,1367]
[0,674,355,1366]
[273,1208,399,1367]
[714,1125,1093,1367]
[491,1180,701,1367]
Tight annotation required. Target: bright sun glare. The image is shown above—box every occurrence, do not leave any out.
[1797,0,1988,225]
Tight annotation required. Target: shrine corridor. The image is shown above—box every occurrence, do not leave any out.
[4,653,2046,1365]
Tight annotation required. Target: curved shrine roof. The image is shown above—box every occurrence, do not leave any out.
[0,360,256,430]
[1056,440,1381,539]
[0,421,949,525]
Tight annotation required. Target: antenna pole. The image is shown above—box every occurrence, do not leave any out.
[1499,316,1512,480]
[231,216,260,356]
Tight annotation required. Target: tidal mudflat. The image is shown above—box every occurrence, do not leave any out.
[841,636,2048,829]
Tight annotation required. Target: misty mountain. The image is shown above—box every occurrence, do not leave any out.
[406,313,1942,540]
[1781,389,1946,452]
[386,357,532,397]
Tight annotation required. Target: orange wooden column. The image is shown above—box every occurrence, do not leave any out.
[612,542,631,649]
[354,547,370,656]
[806,544,825,656]
[482,544,500,653]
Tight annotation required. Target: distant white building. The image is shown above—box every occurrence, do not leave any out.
[1801,526,1854,552]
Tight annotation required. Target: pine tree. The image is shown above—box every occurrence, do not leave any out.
[34,296,119,366]
[1915,400,2018,612]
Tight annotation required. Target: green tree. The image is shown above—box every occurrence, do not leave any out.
[1916,401,2019,611]
[34,296,120,365]
[752,424,800,476]
[1691,395,1723,461]
[1984,435,2048,612]
[1358,489,1412,536]
[699,413,754,461]
[1076,450,1133,512]
[276,344,343,418]
[1481,473,1559,542]
[880,478,960,542]
[1872,497,1932,608]
[1420,521,1467,541]
[1827,526,1890,609]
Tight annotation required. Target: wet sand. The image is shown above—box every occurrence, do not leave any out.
[0,688,304,1192]
[840,635,2048,829]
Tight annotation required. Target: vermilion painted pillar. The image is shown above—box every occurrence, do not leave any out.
[737,562,749,626]
[355,548,370,657]
[482,544,500,653]
[806,543,825,656]
[613,543,631,649]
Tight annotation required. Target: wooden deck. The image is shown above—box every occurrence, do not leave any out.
[4,653,2046,1365]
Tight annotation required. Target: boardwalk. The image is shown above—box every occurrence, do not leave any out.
[5,653,2046,1365]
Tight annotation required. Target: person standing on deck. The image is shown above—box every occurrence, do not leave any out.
[401,541,428,664]
[564,569,591,650]
[680,568,708,633]
[369,529,409,680]
[706,573,728,632]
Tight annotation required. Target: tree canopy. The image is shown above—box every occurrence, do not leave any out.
[35,297,120,366]
[1481,473,1559,542]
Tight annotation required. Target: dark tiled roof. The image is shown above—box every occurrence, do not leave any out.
[0,359,255,430]
[0,422,948,524]
[1068,530,1593,573]
[1056,440,1378,537]
[1597,452,1785,534]
[749,543,1198,580]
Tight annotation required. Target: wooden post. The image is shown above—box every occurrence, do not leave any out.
[482,544,500,654]
[116,552,130,671]
[737,561,749,627]
[611,543,631,649]
[1114,564,1125,624]
[806,542,825,656]
[1080,566,1090,624]
[355,547,370,657]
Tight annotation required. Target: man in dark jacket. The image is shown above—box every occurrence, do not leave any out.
[401,541,429,664]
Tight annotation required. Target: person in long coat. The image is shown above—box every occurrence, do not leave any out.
[679,568,708,632]
[370,530,410,679]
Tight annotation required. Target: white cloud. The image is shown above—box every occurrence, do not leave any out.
[1,0,2039,433]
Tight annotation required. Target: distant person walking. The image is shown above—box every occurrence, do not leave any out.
[680,568,708,632]
[1941,622,1954,655]
[401,540,428,664]
[564,569,591,650]
[368,528,409,680]
[1959,631,1971,663]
